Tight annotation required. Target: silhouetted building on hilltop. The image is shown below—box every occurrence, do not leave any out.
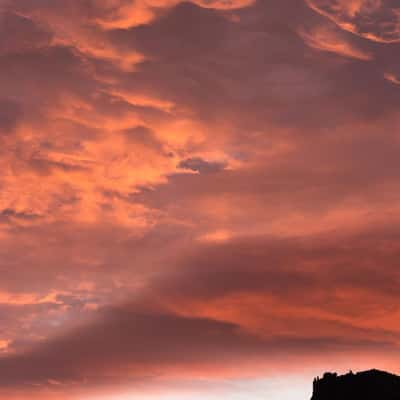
[311,369,400,400]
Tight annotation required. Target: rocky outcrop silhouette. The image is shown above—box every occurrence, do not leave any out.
[311,369,400,400]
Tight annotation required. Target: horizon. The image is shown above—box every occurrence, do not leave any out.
[1,0,400,399]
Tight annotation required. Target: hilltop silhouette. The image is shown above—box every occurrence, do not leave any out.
[311,369,400,400]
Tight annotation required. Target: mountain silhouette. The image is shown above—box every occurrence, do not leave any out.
[311,369,400,399]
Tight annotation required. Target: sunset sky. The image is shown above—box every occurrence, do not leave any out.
[1,0,400,399]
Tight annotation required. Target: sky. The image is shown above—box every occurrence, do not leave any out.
[1,0,400,399]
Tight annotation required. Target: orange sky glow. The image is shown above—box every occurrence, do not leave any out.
[1,0,400,399]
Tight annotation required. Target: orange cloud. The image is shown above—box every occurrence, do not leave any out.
[305,0,400,43]
[384,72,400,85]
[94,0,255,29]
[2,0,400,398]
[299,25,372,60]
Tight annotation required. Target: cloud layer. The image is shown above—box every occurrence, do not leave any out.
[2,0,400,399]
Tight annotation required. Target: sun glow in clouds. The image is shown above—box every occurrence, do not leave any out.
[1,0,400,399]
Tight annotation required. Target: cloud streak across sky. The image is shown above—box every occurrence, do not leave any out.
[1,0,400,398]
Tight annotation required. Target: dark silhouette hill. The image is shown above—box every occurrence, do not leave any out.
[311,369,400,400]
